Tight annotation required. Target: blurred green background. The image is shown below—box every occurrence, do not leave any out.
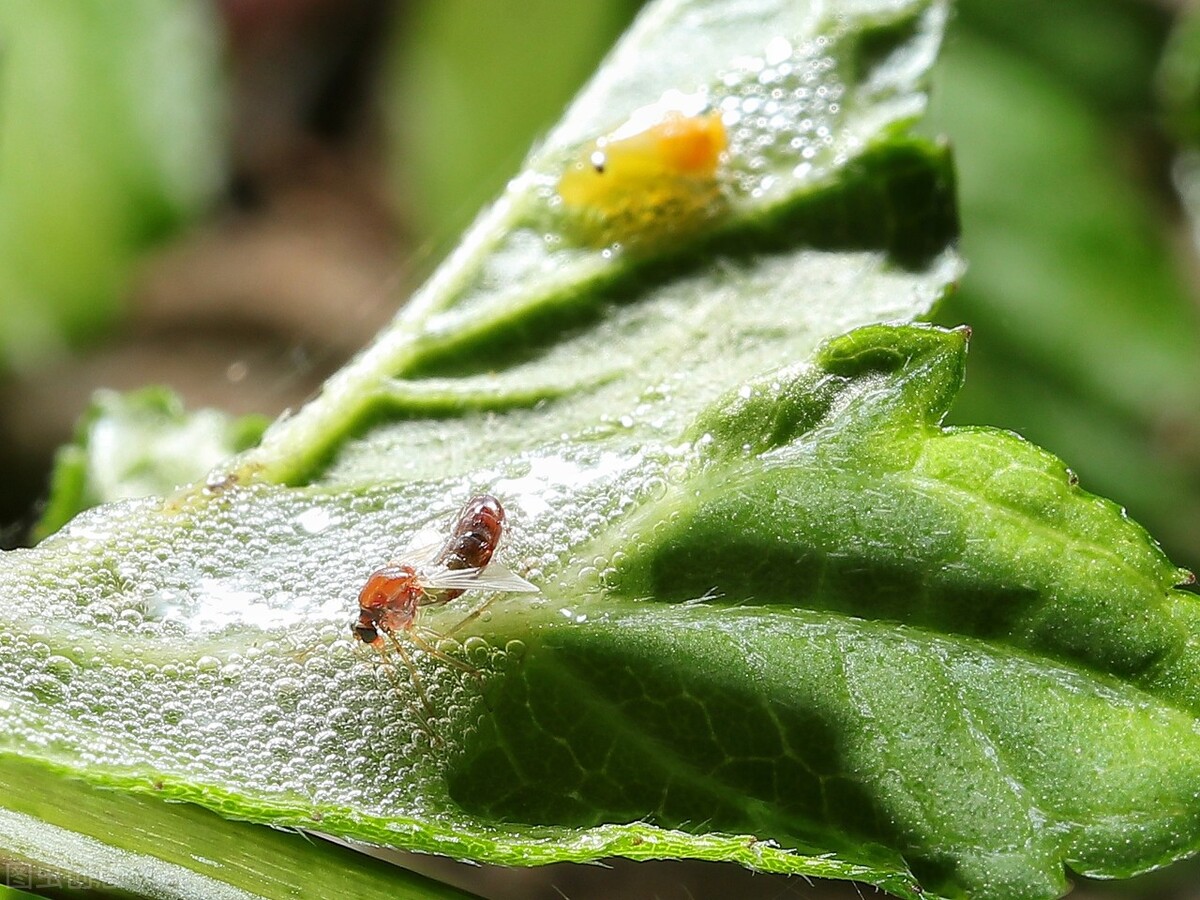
[0,1,1199,897]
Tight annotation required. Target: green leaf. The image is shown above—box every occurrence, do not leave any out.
[8,1,1198,899]
[35,388,269,542]
[0,0,225,369]
[601,325,1195,696]
[0,886,39,900]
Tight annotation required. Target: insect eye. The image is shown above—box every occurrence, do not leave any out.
[353,624,378,644]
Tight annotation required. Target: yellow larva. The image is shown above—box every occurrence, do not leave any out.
[556,110,729,248]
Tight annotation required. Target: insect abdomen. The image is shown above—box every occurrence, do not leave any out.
[437,495,505,573]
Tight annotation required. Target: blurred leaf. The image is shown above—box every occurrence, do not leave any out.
[0,0,226,369]
[387,0,639,245]
[929,14,1200,567]
[0,753,479,899]
[954,0,1169,114]
[1160,5,1200,305]
[34,388,269,542]
[1157,2,1200,146]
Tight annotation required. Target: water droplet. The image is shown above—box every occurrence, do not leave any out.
[296,507,332,535]
[764,36,792,66]
[23,673,65,704]
[44,656,78,681]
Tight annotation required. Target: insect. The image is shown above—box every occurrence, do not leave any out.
[352,495,536,729]
[556,109,729,247]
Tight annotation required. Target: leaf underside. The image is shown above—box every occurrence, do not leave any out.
[2,2,1199,900]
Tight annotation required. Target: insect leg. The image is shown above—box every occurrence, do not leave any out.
[377,636,442,745]
[408,629,482,677]
[409,628,493,692]
[367,643,433,737]
[441,592,501,638]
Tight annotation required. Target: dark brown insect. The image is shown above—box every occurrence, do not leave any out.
[352,494,535,729]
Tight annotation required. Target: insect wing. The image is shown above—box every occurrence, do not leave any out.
[466,563,539,593]
[419,562,538,594]
[395,532,446,567]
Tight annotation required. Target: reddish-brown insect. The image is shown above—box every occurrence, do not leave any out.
[352,495,535,728]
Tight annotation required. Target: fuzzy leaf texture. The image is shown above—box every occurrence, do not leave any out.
[2,1,1196,899]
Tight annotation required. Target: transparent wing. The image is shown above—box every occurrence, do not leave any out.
[419,562,539,594]
[395,533,446,566]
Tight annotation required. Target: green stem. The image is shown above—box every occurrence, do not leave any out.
[0,754,480,900]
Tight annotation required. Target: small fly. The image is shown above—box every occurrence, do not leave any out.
[352,495,536,730]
